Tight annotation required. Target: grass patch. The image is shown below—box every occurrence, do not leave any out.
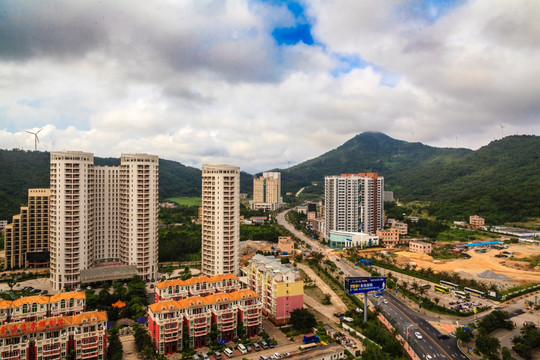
[166,197,201,206]
[304,286,330,305]
[435,228,499,242]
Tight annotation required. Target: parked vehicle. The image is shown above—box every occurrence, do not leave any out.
[192,355,200,360]
[260,356,269,360]
[238,344,247,354]
[201,353,210,360]
[274,353,281,358]
[269,342,275,349]
[260,341,269,349]
[302,334,320,344]
[253,343,261,351]
[214,351,222,360]
[246,346,252,353]
[223,348,234,358]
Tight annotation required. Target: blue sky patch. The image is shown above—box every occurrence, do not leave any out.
[405,0,465,23]
[272,24,313,45]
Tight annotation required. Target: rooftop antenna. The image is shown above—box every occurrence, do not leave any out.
[26,128,43,151]
[499,123,505,138]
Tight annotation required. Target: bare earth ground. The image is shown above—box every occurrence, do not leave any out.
[394,243,540,286]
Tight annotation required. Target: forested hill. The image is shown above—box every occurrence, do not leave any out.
[0,149,253,220]
[279,132,540,223]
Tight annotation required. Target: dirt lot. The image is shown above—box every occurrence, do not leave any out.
[394,243,540,287]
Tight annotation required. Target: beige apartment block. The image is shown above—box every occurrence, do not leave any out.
[119,153,159,282]
[391,221,408,235]
[50,151,159,291]
[409,240,432,254]
[251,172,282,211]
[469,215,485,228]
[4,189,50,269]
[376,227,400,247]
[201,164,240,276]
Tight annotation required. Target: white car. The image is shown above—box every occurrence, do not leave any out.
[274,353,281,359]
[383,299,388,304]
[415,332,423,340]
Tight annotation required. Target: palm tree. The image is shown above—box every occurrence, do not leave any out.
[434,297,440,305]
[411,281,419,294]
[418,287,427,297]
[401,281,409,292]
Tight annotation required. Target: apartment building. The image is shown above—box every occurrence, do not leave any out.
[409,241,432,254]
[148,289,262,354]
[251,172,282,211]
[469,215,485,228]
[391,221,408,235]
[246,254,303,324]
[0,291,86,325]
[376,228,400,247]
[0,311,107,360]
[49,151,159,291]
[324,173,384,236]
[4,189,50,269]
[201,164,240,277]
[154,274,242,302]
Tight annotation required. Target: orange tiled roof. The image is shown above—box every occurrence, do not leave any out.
[149,300,184,313]
[0,300,12,309]
[0,317,68,338]
[71,311,107,325]
[155,278,186,290]
[50,291,85,302]
[112,300,126,308]
[155,274,239,290]
[11,295,50,307]
[177,296,209,309]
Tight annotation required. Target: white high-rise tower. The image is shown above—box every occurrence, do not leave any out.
[201,164,240,276]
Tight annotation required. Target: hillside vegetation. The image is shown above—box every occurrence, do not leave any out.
[2,132,539,224]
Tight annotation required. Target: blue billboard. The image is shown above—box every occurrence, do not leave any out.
[345,276,386,295]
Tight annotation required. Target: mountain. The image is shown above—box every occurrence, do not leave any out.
[280,132,540,223]
[2,132,539,224]
[0,150,253,221]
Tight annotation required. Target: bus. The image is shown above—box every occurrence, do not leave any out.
[440,280,460,290]
[464,287,486,298]
[455,290,470,299]
[434,284,450,294]
[299,343,318,351]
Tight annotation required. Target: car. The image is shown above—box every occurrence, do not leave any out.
[437,334,450,340]
[192,355,200,360]
[415,332,423,340]
[268,342,275,349]
[246,346,252,353]
[260,341,269,349]
[426,355,433,360]
[40,290,48,295]
[382,299,388,304]
[253,343,261,351]
[32,288,41,294]
[283,353,291,358]
[87,286,92,290]
[238,344,247,354]
[214,351,222,360]
[223,348,233,358]
[201,353,210,360]
[274,352,281,359]
[260,356,269,360]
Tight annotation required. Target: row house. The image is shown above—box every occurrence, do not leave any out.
[246,255,303,324]
[155,274,241,302]
[0,311,107,360]
[0,292,85,324]
[148,290,262,355]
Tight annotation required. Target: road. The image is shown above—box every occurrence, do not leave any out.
[277,208,469,360]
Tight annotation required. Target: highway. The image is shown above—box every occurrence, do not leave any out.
[276,209,470,360]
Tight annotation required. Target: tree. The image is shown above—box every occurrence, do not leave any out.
[289,308,317,331]
[107,327,123,360]
[455,327,474,343]
[7,276,17,291]
[475,333,501,360]
[323,293,332,305]
[433,297,440,305]
[360,341,392,360]
[501,347,516,360]
[411,281,419,294]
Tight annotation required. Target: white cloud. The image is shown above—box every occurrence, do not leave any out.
[0,0,538,173]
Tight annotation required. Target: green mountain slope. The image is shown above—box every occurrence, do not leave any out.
[280,132,540,223]
[0,149,254,220]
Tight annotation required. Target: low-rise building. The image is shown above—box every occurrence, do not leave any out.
[277,236,294,254]
[409,241,432,254]
[391,221,408,235]
[148,289,262,354]
[328,231,379,249]
[155,274,242,302]
[0,291,86,325]
[376,228,400,247]
[469,215,485,228]
[246,255,303,324]
[0,294,106,360]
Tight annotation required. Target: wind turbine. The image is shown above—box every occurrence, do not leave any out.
[499,123,505,138]
[26,128,43,150]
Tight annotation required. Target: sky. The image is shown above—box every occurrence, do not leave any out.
[1,0,539,173]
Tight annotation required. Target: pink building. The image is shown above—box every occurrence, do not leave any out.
[409,241,432,254]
